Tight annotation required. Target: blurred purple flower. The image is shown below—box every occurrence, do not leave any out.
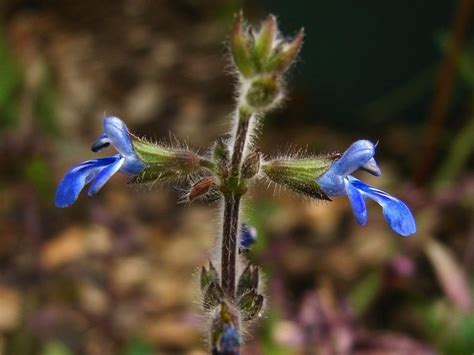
[213,324,241,355]
[317,140,416,236]
[55,116,144,207]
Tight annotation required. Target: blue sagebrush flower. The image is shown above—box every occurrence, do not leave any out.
[317,140,416,237]
[55,116,145,208]
[239,224,257,253]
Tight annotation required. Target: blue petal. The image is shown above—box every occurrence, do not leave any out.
[239,224,257,252]
[218,325,241,353]
[361,157,381,176]
[55,156,120,208]
[103,116,134,157]
[88,156,124,196]
[348,176,416,236]
[120,156,146,175]
[344,178,367,225]
[331,140,376,176]
[317,171,345,196]
[91,132,111,152]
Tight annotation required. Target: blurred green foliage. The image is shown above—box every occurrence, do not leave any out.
[0,25,21,129]
[261,312,290,355]
[124,337,154,355]
[349,270,381,316]
[42,341,73,355]
[24,156,54,198]
[34,67,58,137]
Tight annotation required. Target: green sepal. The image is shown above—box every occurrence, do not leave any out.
[262,156,332,200]
[245,75,281,110]
[203,280,224,311]
[201,261,224,311]
[131,138,201,183]
[231,13,255,78]
[236,263,259,299]
[238,290,264,321]
[265,29,304,74]
[201,260,220,291]
[252,15,277,70]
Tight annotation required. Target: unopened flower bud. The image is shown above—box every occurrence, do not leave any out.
[266,29,304,74]
[215,325,241,355]
[189,176,216,201]
[230,13,303,78]
[253,15,277,68]
[241,151,261,179]
[211,302,241,355]
[231,12,254,78]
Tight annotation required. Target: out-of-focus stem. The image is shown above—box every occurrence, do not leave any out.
[414,0,472,184]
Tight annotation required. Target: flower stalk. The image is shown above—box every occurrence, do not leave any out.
[54,12,417,354]
[220,108,252,298]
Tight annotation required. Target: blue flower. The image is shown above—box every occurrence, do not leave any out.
[55,116,145,208]
[239,224,257,253]
[316,140,416,236]
[213,324,241,355]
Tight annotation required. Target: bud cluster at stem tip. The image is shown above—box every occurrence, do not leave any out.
[231,13,304,78]
[231,13,304,112]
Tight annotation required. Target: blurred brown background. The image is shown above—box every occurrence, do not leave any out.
[0,0,473,354]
